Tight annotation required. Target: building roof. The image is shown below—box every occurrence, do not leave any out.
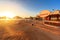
[39,10,60,18]
[39,10,51,17]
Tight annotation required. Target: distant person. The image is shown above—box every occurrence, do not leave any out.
[32,24,34,26]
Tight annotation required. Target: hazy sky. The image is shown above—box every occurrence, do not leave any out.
[0,0,60,17]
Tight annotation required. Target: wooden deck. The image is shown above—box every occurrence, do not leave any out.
[44,20,60,27]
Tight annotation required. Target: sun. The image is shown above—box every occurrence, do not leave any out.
[0,11,15,18]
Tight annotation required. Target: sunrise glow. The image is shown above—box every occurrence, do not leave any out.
[0,11,15,18]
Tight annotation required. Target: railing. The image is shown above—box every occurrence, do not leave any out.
[44,20,60,27]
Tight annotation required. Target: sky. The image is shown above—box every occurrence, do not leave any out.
[0,0,60,17]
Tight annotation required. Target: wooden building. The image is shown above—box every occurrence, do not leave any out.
[45,10,60,21]
[45,14,60,21]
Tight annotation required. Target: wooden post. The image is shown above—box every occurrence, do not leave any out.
[49,16,50,20]
[57,15,59,21]
[43,17,45,24]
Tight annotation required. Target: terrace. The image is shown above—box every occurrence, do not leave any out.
[45,14,60,27]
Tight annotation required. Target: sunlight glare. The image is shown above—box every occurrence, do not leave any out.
[0,11,15,18]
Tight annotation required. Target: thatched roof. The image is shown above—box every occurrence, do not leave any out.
[38,10,60,18]
[39,10,51,17]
